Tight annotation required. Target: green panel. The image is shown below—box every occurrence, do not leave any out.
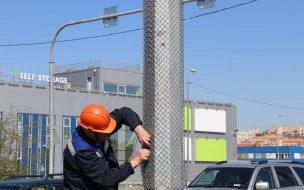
[183,107,192,130]
[196,138,227,162]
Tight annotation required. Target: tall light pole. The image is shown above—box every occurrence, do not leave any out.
[48,9,143,174]
[186,68,196,184]
[275,129,279,160]
[278,115,291,160]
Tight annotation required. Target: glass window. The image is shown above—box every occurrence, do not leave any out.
[52,184,64,190]
[64,118,70,126]
[293,167,304,184]
[38,115,42,146]
[188,167,254,189]
[63,117,71,148]
[0,186,22,189]
[46,117,50,136]
[76,117,79,127]
[17,114,23,134]
[274,166,298,187]
[126,86,140,95]
[103,83,117,93]
[118,85,126,94]
[29,115,33,136]
[254,167,275,189]
[28,147,32,171]
[26,185,47,190]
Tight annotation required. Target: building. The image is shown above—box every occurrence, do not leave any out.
[237,126,304,147]
[238,146,304,162]
[0,60,237,181]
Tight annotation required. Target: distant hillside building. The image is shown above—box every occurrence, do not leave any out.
[237,126,304,147]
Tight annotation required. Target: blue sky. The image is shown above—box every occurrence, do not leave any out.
[1,0,303,131]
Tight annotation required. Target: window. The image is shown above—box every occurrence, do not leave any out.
[293,167,304,184]
[274,166,298,187]
[118,85,126,94]
[76,117,79,126]
[28,147,32,172]
[38,116,42,148]
[17,114,23,134]
[126,86,140,95]
[188,167,254,188]
[104,83,117,93]
[46,116,50,137]
[29,115,33,136]
[254,167,275,189]
[256,153,266,158]
[103,83,140,95]
[87,77,92,91]
[63,117,71,149]
[26,185,47,190]
[109,125,136,165]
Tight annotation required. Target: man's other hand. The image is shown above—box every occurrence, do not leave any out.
[134,125,151,148]
[130,149,150,169]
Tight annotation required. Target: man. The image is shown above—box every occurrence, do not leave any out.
[63,104,151,190]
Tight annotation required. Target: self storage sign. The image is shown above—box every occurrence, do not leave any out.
[14,69,68,84]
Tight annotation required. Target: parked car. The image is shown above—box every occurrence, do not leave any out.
[185,160,304,190]
[0,174,63,190]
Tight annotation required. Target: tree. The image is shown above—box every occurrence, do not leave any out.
[0,107,44,179]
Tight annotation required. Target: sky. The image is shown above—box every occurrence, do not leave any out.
[1,0,303,132]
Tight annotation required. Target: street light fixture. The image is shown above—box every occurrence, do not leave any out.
[278,115,291,160]
[186,68,196,184]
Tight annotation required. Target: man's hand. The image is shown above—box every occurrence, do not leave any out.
[134,125,151,148]
[130,149,150,169]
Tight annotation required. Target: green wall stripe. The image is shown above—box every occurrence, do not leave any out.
[196,138,227,162]
[14,69,17,82]
[183,107,192,130]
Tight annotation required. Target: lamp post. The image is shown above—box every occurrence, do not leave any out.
[278,115,291,160]
[275,129,279,160]
[186,68,196,184]
[48,9,143,174]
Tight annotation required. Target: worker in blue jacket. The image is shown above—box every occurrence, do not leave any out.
[63,104,151,190]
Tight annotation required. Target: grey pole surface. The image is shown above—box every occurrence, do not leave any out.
[48,9,143,174]
[186,69,195,184]
[142,0,185,189]
[278,115,291,160]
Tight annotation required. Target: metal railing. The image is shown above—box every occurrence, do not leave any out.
[54,59,141,73]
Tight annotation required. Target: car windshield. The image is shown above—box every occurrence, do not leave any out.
[0,186,21,190]
[188,167,254,189]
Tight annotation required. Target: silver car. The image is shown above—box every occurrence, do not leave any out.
[185,160,304,190]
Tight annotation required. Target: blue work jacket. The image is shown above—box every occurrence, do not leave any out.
[63,107,142,190]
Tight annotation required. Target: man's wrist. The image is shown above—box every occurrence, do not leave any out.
[129,160,140,169]
[134,125,143,133]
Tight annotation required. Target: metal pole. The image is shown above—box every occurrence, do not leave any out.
[288,119,291,160]
[48,8,143,174]
[186,74,189,184]
[276,130,279,160]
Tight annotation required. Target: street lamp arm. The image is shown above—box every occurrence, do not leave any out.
[50,8,143,61]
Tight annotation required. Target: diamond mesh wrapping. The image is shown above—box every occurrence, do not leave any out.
[142,0,185,189]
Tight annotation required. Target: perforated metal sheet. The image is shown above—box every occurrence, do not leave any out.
[142,0,185,189]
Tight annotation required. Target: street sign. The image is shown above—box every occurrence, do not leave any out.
[197,0,216,10]
[103,6,118,28]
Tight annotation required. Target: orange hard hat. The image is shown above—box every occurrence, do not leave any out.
[78,104,116,134]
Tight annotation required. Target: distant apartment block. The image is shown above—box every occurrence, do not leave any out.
[237,125,304,147]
